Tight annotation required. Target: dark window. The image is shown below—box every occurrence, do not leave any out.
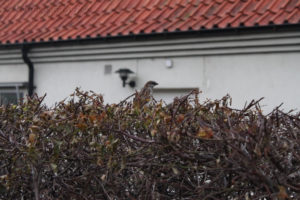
[0,82,27,105]
[0,91,23,105]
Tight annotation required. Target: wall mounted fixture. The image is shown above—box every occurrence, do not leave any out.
[166,59,173,68]
[115,68,136,88]
[104,64,112,74]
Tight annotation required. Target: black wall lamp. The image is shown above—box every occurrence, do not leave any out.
[115,68,136,88]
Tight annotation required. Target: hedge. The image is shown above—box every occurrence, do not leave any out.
[0,89,299,199]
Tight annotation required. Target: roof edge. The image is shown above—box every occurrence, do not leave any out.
[1,23,300,48]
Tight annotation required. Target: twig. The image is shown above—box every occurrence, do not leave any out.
[115,130,155,143]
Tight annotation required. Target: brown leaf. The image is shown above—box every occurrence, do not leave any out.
[29,133,36,144]
[277,186,288,200]
[29,125,39,134]
[176,114,185,123]
[76,123,87,130]
[197,127,213,139]
[89,114,97,123]
[164,115,172,123]
[151,129,157,137]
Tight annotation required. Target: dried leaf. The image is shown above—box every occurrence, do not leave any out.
[197,127,213,139]
[254,144,262,157]
[76,123,87,130]
[28,133,36,144]
[172,167,180,175]
[151,129,157,137]
[277,186,288,200]
[50,163,57,172]
[176,114,185,123]
[101,174,106,181]
[29,125,39,134]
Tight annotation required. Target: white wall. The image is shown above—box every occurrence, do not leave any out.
[0,64,28,82]
[33,52,300,112]
[34,58,203,105]
[34,60,138,104]
[202,53,300,111]
[1,31,300,112]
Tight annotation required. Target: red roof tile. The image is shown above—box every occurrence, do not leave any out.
[0,0,300,44]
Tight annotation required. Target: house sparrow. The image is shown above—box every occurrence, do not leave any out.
[133,81,158,108]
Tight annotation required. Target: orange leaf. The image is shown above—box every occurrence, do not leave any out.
[105,140,111,146]
[79,113,87,120]
[197,127,213,139]
[98,112,107,121]
[89,114,97,123]
[164,115,172,123]
[29,133,36,144]
[176,114,185,123]
[277,186,288,200]
[76,123,87,130]
[29,125,39,134]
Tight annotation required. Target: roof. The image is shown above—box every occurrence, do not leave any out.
[0,0,300,45]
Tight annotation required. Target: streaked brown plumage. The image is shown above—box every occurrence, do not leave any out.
[133,81,158,108]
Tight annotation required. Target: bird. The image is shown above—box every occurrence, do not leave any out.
[133,81,158,108]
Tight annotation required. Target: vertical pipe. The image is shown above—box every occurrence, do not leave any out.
[15,84,20,101]
[21,46,34,97]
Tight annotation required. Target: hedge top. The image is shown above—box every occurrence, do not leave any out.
[0,88,299,199]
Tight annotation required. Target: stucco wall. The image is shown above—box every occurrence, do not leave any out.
[0,49,28,82]
[0,64,28,83]
[0,31,300,111]
[33,58,203,105]
[33,53,300,112]
[202,53,300,111]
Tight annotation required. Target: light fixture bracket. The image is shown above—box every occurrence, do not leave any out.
[115,68,136,88]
